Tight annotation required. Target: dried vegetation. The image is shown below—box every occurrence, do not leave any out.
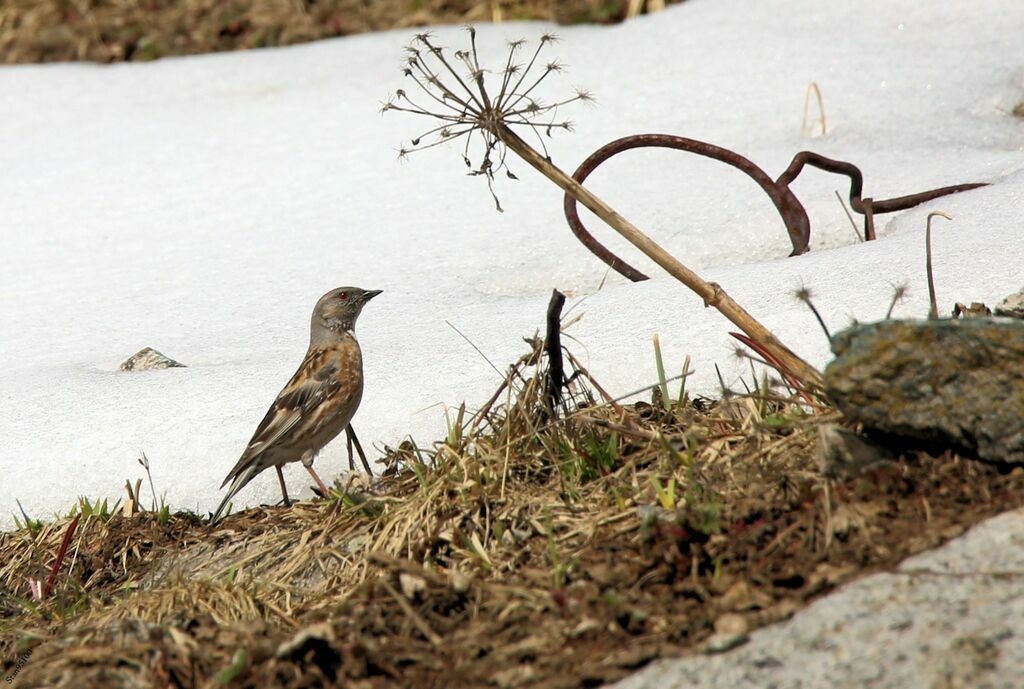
[3,330,1023,687]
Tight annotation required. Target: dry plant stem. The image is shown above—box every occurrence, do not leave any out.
[563,349,625,414]
[498,126,824,392]
[544,289,567,417]
[925,211,953,319]
[801,81,827,137]
[42,514,80,599]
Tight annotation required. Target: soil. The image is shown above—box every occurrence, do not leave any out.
[0,1,687,64]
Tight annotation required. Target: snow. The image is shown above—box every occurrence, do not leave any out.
[1,0,1022,528]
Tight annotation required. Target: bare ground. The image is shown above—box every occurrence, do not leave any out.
[0,1,686,64]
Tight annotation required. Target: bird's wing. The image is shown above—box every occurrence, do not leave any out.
[220,346,346,487]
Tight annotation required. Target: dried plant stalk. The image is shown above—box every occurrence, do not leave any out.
[385,30,824,392]
[801,81,827,137]
[925,211,952,320]
[498,126,823,390]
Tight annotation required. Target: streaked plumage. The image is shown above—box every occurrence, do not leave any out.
[212,286,380,521]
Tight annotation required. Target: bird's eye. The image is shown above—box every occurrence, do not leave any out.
[338,292,348,300]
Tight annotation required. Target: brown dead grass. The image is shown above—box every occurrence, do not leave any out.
[0,0,688,64]
[2,333,1023,688]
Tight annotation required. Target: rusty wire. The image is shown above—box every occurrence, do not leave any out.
[563,134,987,281]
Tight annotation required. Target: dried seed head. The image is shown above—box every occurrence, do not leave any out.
[386,31,592,210]
[575,88,595,103]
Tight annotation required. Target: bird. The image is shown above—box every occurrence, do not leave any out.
[212,286,381,521]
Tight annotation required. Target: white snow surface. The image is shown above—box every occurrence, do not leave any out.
[1,0,1022,527]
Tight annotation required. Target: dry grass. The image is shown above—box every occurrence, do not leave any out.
[2,328,1023,687]
[0,0,687,64]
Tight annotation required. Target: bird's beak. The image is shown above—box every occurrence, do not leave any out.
[362,290,383,302]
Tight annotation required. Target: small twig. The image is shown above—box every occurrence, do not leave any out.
[925,212,953,319]
[795,286,831,340]
[544,289,567,418]
[834,190,861,242]
[885,282,909,320]
[137,451,158,512]
[562,348,626,414]
[445,319,504,379]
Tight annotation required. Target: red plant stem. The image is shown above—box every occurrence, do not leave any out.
[42,514,80,599]
[729,332,816,406]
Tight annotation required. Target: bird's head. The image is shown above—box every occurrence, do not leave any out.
[310,286,382,341]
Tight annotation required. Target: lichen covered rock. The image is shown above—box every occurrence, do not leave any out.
[824,319,1024,464]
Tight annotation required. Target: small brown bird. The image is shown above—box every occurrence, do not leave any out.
[212,287,381,521]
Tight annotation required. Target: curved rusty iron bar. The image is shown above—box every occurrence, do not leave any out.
[564,134,813,282]
[564,137,989,281]
[776,151,988,241]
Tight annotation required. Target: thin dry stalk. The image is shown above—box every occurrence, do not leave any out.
[801,81,827,137]
[925,211,952,319]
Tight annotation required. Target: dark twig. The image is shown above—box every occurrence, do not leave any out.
[544,289,567,418]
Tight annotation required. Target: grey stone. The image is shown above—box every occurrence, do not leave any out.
[994,288,1024,319]
[952,302,992,319]
[119,347,186,371]
[816,423,898,479]
[609,509,1024,689]
[824,319,1024,464]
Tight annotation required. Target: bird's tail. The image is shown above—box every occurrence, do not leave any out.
[211,465,261,522]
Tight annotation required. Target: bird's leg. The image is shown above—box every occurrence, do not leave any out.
[276,466,291,507]
[306,465,332,498]
[346,425,373,476]
[346,429,355,471]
